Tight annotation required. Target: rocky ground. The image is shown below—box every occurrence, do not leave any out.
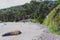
[0,22,60,40]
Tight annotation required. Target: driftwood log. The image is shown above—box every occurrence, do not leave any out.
[2,30,22,37]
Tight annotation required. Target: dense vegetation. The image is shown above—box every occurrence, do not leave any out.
[0,1,59,23]
[43,3,60,33]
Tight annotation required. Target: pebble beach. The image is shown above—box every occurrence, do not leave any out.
[0,22,60,40]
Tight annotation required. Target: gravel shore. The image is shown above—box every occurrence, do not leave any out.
[0,22,60,40]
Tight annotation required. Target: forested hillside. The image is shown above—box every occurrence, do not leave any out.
[42,1,60,34]
[0,1,59,23]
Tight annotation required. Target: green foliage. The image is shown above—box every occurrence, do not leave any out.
[0,1,59,23]
[53,12,60,31]
[43,4,60,26]
[43,4,60,34]
[48,22,56,32]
